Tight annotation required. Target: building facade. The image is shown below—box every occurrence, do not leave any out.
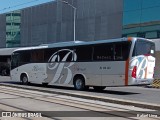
[6,10,21,47]
[123,0,160,38]
[0,14,6,48]
[0,0,160,48]
[0,0,123,48]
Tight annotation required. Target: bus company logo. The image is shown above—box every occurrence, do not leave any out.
[130,55,148,79]
[2,112,12,117]
[47,49,77,84]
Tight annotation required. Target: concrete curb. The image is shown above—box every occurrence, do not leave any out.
[0,83,160,110]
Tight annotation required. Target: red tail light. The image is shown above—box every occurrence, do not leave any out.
[132,66,137,78]
[144,54,150,56]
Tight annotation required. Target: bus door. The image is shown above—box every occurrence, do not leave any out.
[11,53,20,80]
[30,50,46,83]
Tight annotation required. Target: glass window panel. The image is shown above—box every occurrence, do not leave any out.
[75,46,93,61]
[133,40,155,56]
[145,31,157,38]
[141,7,160,22]
[44,48,57,62]
[142,0,160,8]
[123,10,141,25]
[11,53,20,69]
[124,0,142,11]
[137,32,145,37]
[5,10,21,48]
[93,44,114,61]
[10,25,20,29]
[31,50,44,63]
[114,42,131,61]
[13,16,21,20]
[127,33,137,37]
[6,26,11,31]
[20,51,31,64]
[13,19,21,23]
[6,16,11,21]
[58,50,73,62]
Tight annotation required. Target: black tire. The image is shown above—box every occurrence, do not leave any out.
[93,86,106,91]
[42,83,48,87]
[21,74,28,85]
[74,77,85,90]
[85,86,89,90]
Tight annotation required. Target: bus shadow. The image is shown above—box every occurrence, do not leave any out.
[0,81,18,84]
[1,82,140,95]
[88,89,140,95]
[27,83,140,95]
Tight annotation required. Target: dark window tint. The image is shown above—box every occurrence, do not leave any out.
[19,51,31,65]
[44,48,57,62]
[44,48,75,62]
[58,49,74,62]
[75,45,93,61]
[0,56,10,62]
[11,53,20,69]
[31,50,44,63]
[114,42,131,61]
[93,44,114,61]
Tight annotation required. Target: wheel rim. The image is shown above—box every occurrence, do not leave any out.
[76,79,83,90]
[22,76,28,83]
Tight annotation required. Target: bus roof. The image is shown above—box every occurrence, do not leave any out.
[12,37,152,53]
[47,39,125,47]
[13,38,126,52]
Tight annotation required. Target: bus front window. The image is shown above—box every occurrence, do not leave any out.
[132,40,155,57]
[11,53,20,70]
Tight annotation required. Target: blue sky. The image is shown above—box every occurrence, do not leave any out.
[0,0,55,13]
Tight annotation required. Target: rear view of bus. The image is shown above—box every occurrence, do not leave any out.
[128,38,155,85]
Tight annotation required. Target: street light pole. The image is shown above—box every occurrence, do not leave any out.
[57,0,77,42]
[73,6,76,42]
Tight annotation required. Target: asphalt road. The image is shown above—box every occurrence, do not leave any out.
[0,84,159,120]
[0,76,160,105]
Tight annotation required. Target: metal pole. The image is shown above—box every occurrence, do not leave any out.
[57,0,76,42]
[73,7,76,42]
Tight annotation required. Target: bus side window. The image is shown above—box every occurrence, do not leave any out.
[19,51,31,65]
[58,47,74,62]
[93,44,114,61]
[31,50,44,63]
[114,43,123,60]
[114,42,130,61]
[44,48,57,62]
[74,45,93,62]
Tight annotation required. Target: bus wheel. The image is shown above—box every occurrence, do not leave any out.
[74,77,85,90]
[93,86,106,91]
[21,74,28,85]
[42,83,48,87]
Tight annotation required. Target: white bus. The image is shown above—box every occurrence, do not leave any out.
[10,37,155,90]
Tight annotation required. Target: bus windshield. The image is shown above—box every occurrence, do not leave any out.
[132,40,155,57]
